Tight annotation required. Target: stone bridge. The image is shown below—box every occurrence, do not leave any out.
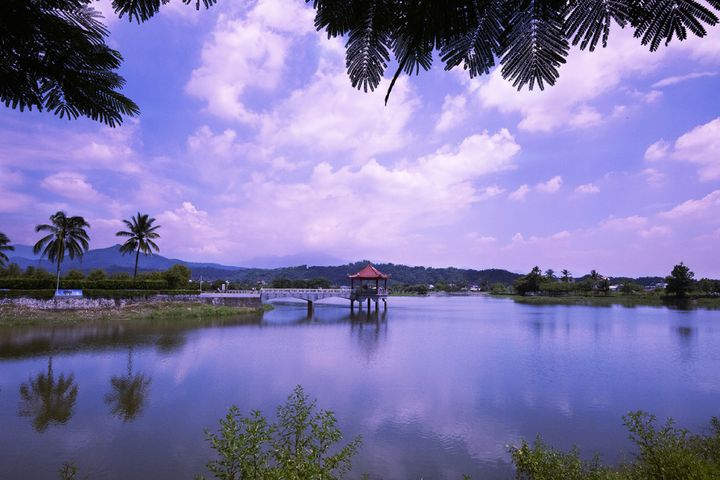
[204,288,387,312]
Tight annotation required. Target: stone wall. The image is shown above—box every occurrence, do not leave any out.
[0,295,262,310]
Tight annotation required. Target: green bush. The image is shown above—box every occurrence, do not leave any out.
[511,412,720,480]
[199,386,361,480]
[0,278,169,290]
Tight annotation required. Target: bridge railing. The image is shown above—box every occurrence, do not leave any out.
[260,288,350,294]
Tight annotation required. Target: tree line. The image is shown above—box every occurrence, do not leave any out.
[508,262,719,298]
[0,211,166,291]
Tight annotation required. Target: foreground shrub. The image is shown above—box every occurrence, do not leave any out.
[511,412,720,480]
[199,385,361,480]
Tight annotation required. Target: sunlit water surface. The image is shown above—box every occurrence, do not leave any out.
[0,296,718,479]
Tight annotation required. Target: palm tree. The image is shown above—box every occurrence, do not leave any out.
[33,212,91,293]
[0,232,14,266]
[116,213,161,280]
[561,269,571,283]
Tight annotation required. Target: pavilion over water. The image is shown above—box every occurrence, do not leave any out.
[348,263,389,311]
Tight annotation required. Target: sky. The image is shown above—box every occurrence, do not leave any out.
[1,0,720,277]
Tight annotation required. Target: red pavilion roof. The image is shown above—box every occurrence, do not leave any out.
[348,263,389,279]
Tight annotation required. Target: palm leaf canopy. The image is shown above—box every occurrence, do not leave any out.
[0,232,14,266]
[33,211,91,265]
[2,0,719,124]
[116,212,161,256]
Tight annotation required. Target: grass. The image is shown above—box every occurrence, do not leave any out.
[0,302,270,327]
[495,293,720,309]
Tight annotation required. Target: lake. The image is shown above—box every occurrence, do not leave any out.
[0,295,718,479]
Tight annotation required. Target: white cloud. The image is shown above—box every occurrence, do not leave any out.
[509,184,530,201]
[672,118,720,181]
[536,176,563,194]
[652,71,717,88]
[600,215,648,230]
[644,140,670,161]
[474,31,666,133]
[575,183,600,194]
[258,52,420,160]
[646,118,720,181]
[639,226,671,238]
[660,190,720,220]
[219,130,520,255]
[472,27,720,133]
[435,94,468,132]
[0,121,141,174]
[185,0,315,122]
[41,172,104,202]
[641,168,665,187]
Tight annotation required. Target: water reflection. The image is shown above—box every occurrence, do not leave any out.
[18,353,78,432]
[106,346,152,422]
[350,311,387,362]
[0,315,263,360]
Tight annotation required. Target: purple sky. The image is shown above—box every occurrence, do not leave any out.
[1,0,720,277]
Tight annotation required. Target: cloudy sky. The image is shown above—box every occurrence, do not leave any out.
[1,0,720,277]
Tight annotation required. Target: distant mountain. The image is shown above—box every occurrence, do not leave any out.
[5,246,521,285]
[8,244,244,275]
[242,252,348,268]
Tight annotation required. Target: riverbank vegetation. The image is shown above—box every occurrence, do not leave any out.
[57,388,719,480]
[493,263,720,309]
[0,302,267,327]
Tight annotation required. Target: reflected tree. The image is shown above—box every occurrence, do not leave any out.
[105,346,151,422]
[19,354,78,432]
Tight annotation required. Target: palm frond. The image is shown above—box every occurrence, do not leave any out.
[633,0,719,51]
[565,0,631,51]
[500,0,569,90]
[345,0,393,93]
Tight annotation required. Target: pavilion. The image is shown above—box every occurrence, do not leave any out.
[348,263,389,311]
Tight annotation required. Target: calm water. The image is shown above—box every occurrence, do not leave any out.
[0,296,718,479]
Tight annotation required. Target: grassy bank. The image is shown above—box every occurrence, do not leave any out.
[0,302,271,327]
[494,293,720,309]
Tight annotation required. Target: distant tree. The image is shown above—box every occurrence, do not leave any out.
[307,278,332,289]
[515,266,543,296]
[272,278,293,289]
[666,262,695,298]
[621,282,643,295]
[164,264,191,290]
[490,283,507,295]
[0,232,14,266]
[1,263,22,277]
[64,269,84,281]
[116,213,161,281]
[545,269,556,281]
[87,269,107,281]
[33,211,90,292]
[561,269,571,283]
[110,271,131,281]
[598,278,611,296]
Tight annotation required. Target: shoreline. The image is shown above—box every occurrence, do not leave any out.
[492,293,720,309]
[0,302,270,327]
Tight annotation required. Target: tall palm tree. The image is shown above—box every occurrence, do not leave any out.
[561,269,571,283]
[116,213,161,280]
[0,232,14,267]
[33,212,91,293]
